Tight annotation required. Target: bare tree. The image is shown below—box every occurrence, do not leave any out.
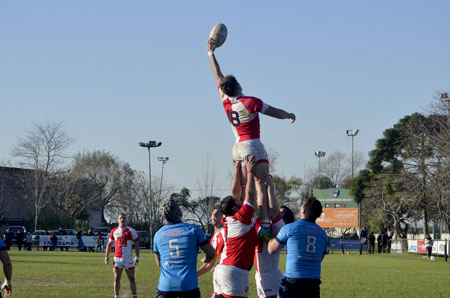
[322,150,365,188]
[11,121,74,230]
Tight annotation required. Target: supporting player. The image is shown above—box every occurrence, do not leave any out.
[254,176,285,298]
[197,207,225,298]
[206,38,296,227]
[268,197,328,298]
[154,199,215,298]
[214,155,262,298]
[105,213,140,298]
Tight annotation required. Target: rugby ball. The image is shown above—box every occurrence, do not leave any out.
[209,23,227,48]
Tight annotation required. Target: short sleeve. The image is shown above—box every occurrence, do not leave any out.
[276,224,289,245]
[153,233,159,254]
[109,229,115,241]
[194,225,208,247]
[233,202,255,225]
[239,97,264,113]
[131,229,139,242]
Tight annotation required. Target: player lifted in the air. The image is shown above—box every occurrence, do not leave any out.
[206,38,295,224]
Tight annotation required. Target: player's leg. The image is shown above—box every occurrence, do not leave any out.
[125,268,137,297]
[113,267,123,297]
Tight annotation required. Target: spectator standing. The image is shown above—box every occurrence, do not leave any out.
[368,232,375,254]
[76,230,82,251]
[58,228,68,251]
[95,232,105,253]
[87,229,95,252]
[377,233,382,253]
[360,227,367,246]
[386,228,393,253]
[16,231,24,251]
[25,232,32,251]
[42,230,49,251]
[0,237,13,297]
[425,234,434,260]
[382,232,388,253]
[50,233,58,251]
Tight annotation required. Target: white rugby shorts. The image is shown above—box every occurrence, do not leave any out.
[214,264,250,298]
[113,256,135,270]
[232,139,268,163]
[255,270,283,298]
[255,219,285,297]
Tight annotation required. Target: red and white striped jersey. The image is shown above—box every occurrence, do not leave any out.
[219,87,269,143]
[210,228,225,261]
[109,226,139,259]
[254,213,283,273]
[220,202,260,271]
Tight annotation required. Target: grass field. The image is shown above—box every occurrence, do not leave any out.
[6,248,450,297]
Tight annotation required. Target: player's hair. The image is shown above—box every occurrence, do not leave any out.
[118,212,126,218]
[280,205,295,224]
[221,196,237,216]
[302,197,323,222]
[213,206,223,214]
[220,75,240,97]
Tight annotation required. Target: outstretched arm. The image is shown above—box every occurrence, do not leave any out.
[244,155,257,207]
[266,177,280,220]
[197,243,216,276]
[206,39,224,86]
[230,160,242,201]
[262,106,296,123]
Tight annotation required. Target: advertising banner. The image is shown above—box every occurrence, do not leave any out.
[316,208,358,228]
[390,240,403,253]
[408,240,417,253]
[81,235,109,248]
[329,239,367,251]
[38,235,111,248]
[417,240,427,254]
[39,235,78,247]
[436,241,445,255]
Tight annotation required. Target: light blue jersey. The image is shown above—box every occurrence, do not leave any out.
[276,219,328,279]
[154,222,208,292]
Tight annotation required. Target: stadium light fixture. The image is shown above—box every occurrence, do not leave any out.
[138,140,162,249]
[314,151,326,189]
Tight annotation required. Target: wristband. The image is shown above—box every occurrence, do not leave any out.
[208,50,214,56]
[4,280,11,286]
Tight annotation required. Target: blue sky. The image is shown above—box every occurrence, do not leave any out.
[1,1,449,198]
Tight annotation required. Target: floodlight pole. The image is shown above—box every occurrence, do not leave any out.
[138,141,162,249]
[314,151,326,189]
[157,157,169,224]
[347,129,360,234]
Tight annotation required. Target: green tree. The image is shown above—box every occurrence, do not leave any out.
[71,150,135,225]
